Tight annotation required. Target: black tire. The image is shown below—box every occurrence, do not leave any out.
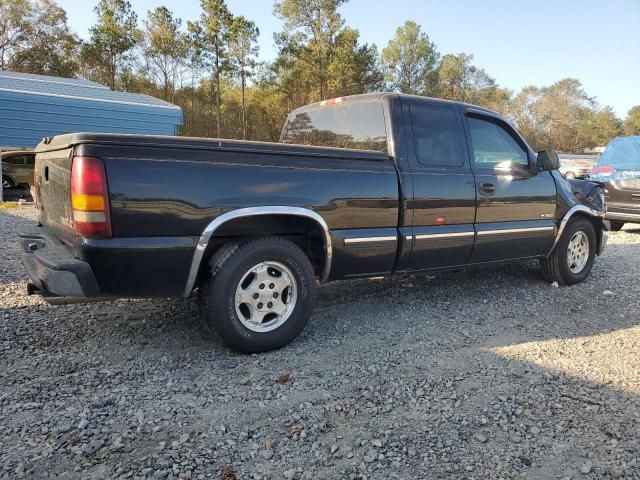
[610,221,625,232]
[2,176,14,190]
[540,217,596,285]
[564,171,576,179]
[199,236,315,353]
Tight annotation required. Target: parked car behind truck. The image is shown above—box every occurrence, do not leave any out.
[589,135,640,231]
[559,154,597,179]
[2,150,35,189]
[20,93,609,352]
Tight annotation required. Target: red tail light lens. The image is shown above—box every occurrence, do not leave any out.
[70,156,111,238]
[590,165,615,177]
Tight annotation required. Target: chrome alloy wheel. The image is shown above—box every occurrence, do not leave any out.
[234,261,297,332]
[567,231,589,274]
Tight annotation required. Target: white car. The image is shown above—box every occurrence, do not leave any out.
[559,156,596,179]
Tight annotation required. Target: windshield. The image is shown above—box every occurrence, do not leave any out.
[599,136,640,169]
[280,101,388,153]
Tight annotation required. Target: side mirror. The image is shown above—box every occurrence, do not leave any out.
[537,150,560,171]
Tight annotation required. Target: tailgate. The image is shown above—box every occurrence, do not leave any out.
[34,148,75,237]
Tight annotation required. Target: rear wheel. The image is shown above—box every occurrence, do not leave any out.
[541,217,596,285]
[199,237,315,353]
[610,221,625,232]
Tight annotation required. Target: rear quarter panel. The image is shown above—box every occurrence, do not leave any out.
[75,142,400,286]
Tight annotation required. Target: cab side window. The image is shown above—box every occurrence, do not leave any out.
[3,155,25,165]
[410,103,466,168]
[468,117,528,169]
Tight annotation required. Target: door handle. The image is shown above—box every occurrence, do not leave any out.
[478,182,495,195]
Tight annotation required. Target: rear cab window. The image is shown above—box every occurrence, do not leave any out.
[409,102,467,168]
[280,99,388,153]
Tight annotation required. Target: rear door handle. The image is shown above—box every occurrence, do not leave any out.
[478,183,496,195]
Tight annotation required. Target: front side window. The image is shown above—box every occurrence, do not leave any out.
[281,101,388,153]
[468,117,528,169]
[410,103,466,167]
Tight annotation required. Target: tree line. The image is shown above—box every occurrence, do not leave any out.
[1,0,639,151]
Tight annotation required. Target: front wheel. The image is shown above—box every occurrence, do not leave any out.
[199,237,315,353]
[540,217,596,285]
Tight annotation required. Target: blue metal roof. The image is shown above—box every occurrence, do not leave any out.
[0,71,182,148]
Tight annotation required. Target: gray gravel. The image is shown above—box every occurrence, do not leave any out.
[1,205,639,479]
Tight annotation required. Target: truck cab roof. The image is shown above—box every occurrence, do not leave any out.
[289,92,501,118]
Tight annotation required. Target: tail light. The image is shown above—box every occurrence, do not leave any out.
[590,165,615,177]
[70,156,111,238]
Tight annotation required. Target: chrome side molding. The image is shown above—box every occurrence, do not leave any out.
[414,231,475,240]
[343,236,397,245]
[477,226,554,236]
[548,205,605,256]
[183,206,333,297]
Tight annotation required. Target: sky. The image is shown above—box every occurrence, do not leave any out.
[56,0,640,118]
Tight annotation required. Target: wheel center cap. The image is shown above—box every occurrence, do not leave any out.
[259,291,272,302]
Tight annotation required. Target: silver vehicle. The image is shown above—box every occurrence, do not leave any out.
[2,151,35,189]
[558,154,597,179]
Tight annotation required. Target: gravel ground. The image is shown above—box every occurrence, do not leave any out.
[1,205,639,480]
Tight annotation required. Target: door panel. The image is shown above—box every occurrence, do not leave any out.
[474,220,555,262]
[474,172,558,223]
[400,100,477,272]
[410,224,476,269]
[465,113,557,261]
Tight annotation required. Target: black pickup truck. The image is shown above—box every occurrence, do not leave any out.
[20,93,609,352]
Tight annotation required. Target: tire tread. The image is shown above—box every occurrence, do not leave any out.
[198,236,315,352]
[541,217,596,286]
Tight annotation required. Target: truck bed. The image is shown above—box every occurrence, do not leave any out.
[29,132,400,298]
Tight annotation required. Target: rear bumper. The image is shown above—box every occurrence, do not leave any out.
[19,227,100,299]
[19,227,198,300]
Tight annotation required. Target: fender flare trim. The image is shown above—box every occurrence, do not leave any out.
[548,205,605,256]
[183,207,332,297]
